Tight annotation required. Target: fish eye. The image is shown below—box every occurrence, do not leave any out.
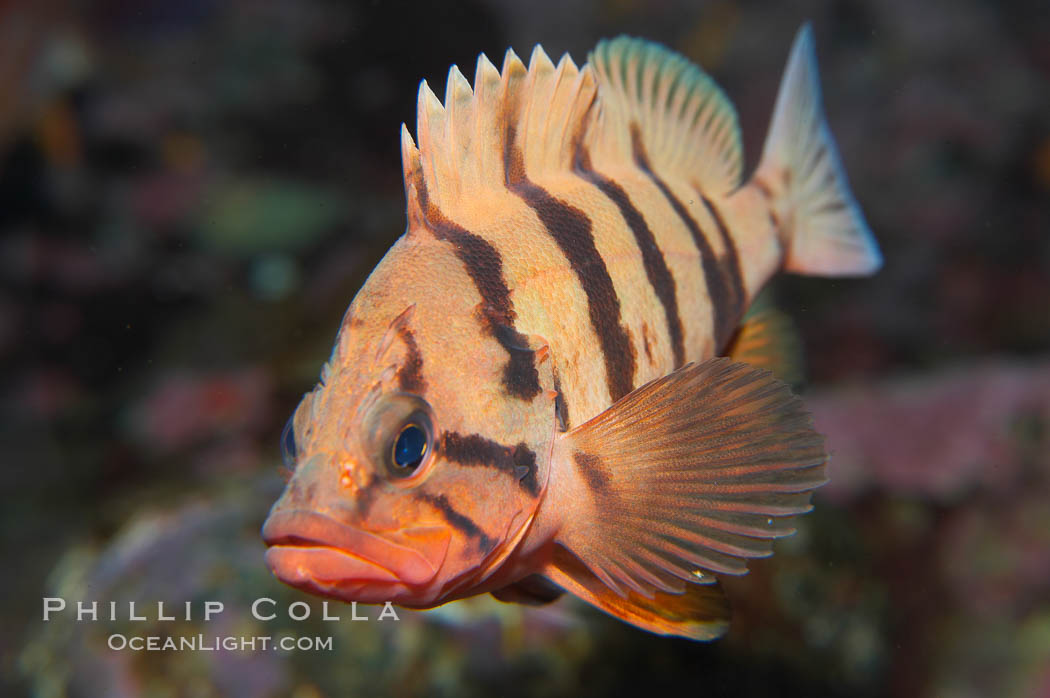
[364,393,435,483]
[280,415,297,468]
[390,423,428,476]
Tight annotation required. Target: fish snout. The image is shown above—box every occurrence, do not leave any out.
[262,510,450,602]
[274,451,373,513]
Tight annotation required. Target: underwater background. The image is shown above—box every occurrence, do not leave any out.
[3,0,1049,696]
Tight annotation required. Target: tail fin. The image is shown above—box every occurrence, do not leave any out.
[755,24,881,277]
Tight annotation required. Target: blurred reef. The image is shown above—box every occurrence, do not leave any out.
[2,0,1048,696]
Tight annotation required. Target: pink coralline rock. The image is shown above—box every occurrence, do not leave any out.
[810,360,1050,502]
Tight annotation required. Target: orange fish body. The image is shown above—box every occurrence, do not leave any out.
[264,25,881,640]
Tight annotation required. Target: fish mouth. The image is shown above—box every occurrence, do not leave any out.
[262,510,449,599]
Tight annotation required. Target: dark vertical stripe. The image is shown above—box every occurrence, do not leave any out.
[572,451,611,494]
[504,134,637,402]
[395,326,425,393]
[417,492,494,552]
[409,169,541,400]
[630,123,735,350]
[440,431,540,497]
[575,146,686,368]
[699,194,746,330]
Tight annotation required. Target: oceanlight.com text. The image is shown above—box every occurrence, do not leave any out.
[107,633,334,652]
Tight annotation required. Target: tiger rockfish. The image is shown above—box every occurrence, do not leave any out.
[263,24,881,639]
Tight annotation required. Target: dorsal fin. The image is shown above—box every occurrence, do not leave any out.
[586,36,743,195]
[401,46,598,221]
[401,38,742,219]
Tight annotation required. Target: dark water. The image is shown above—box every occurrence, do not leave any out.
[3,1,1049,696]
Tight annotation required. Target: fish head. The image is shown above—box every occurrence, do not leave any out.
[263,281,558,607]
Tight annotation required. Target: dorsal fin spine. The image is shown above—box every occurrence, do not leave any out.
[472,54,501,195]
[400,124,424,226]
[415,80,443,207]
[499,47,527,182]
[549,54,580,169]
[520,46,555,176]
[443,66,471,206]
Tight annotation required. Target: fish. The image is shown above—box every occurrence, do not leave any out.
[262,24,881,640]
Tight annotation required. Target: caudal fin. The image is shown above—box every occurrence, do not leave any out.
[755,24,881,277]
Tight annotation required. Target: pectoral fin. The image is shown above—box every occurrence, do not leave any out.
[549,357,825,633]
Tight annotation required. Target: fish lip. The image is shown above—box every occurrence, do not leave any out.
[264,546,403,601]
[262,510,448,589]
